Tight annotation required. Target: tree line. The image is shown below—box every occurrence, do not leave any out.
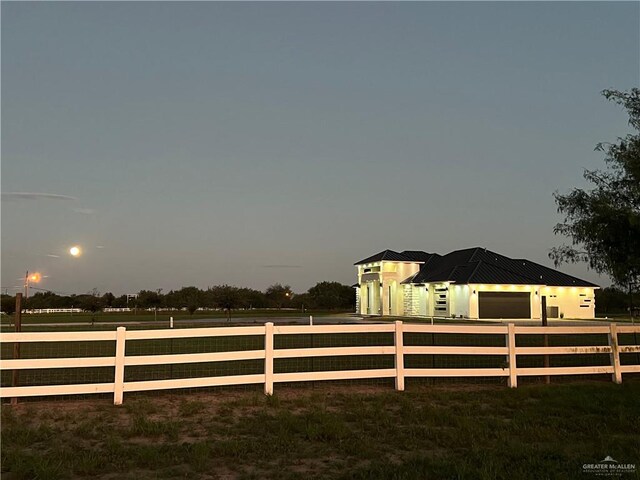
[1,283,633,317]
[0,281,356,316]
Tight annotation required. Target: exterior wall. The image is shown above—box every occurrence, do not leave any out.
[406,284,435,317]
[469,286,478,319]
[381,262,421,316]
[542,286,596,319]
[402,284,435,317]
[355,287,360,314]
[357,265,381,315]
[465,284,598,320]
[417,285,428,316]
[426,284,434,316]
[410,285,422,316]
[361,281,381,315]
[450,284,470,318]
[357,261,421,316]
[403,285,412,316]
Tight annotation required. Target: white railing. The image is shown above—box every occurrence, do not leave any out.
[1,322,639,405]
[22,308,84,314]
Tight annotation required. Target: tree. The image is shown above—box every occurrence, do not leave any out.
[209,285,240,321]
[102,292,116,308]
[112,295,128,308]
[551,88,640,319]
[265,284,292,309]
[1,295,16,315]
[308,282,356,310]
[595,286,629,315]
[137,290,163,310]
[166,286,203,314]
[78,291,103,323]
[238,288,268,309]
[290,292,312,311]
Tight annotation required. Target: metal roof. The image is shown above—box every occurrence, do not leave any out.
[352,247,602,287]
[354,250,412,265]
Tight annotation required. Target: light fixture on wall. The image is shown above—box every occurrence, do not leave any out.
[472,290,476,295]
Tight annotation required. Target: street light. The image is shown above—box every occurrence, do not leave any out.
[24,271,42,299]
[69,246,82,257]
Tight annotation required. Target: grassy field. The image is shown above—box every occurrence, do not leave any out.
[0,310,347,326]
[2,381,639,480]
[595,313,638,323]
[3,311,637,328]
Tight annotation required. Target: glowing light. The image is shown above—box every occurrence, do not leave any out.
[69,246,82,257]
[29,272,42,283]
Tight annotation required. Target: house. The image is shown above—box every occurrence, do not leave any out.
[354,247,598,319]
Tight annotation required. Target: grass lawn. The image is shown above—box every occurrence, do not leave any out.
[0,310,347,326]
[595,313,639,323]
[2,381,639,480]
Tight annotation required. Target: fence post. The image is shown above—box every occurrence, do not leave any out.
[506,323,517,388]
[394,321,405,391]
[11,293,23,405]
[264,322,274,396]
[113,327,127,405]
[608,323,622,384]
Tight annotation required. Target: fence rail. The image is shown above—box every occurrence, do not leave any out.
[1,322,639,404]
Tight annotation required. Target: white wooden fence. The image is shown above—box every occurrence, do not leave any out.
[1,322,639,405]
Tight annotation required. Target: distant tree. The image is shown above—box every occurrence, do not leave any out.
[308,282,356,310]
[78,292,103,323]
[137,289,163,310]
[23,292,46,309]
[290,292,312,311]
[595,286,631,315]
[1,295,16,315]
[59,293,75,308]
[265,284,292,309]
[551,89,640,319]
[166,286,203,314]
[209,285,241,321]
[111,295,128,308]
[23,291,70,309]
[102,292,116,308]
[164,290,179,310]
[239,288,268,309]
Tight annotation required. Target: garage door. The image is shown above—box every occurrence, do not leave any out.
[478,292,530,319]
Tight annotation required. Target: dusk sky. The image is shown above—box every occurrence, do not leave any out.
[2,2,639,296]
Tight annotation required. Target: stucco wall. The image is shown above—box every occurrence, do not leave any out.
[450,284,470,318]
[357,261,421,316]
[543,286,596,319]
